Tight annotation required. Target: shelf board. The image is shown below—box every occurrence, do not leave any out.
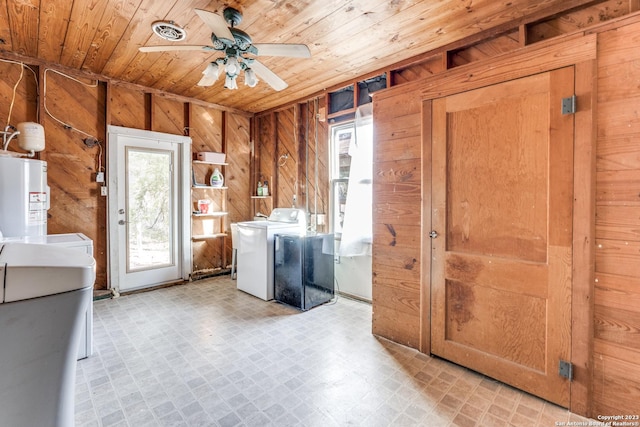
[192,233,227,240]
[193,212,228,217]
[193,160,228,166]
[192,185,228,190]
[251,195,272,199]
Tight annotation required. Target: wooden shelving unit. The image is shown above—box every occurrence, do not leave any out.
[251,195,273,218]
[192,160,228,166]
[191,233,227,240]
[191,160,228,243]
[192,212,228,218]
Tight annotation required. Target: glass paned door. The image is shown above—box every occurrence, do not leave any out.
[126,148,174,271]
[108,126,191,292]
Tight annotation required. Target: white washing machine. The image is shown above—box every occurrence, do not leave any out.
[237,208,306,300]
[0,242,95,427]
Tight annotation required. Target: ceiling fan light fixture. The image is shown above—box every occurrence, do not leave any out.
[225,74,238,90]
[212,38,225,50]
[140,8,310,92]
[223,7,243,27]
[151,21,187,41]
[230,28,252,51]
[197,62,220,86]
[225,56,240,76]
[244,68,258,87]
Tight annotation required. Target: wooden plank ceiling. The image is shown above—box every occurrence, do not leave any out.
[0,0,597,113]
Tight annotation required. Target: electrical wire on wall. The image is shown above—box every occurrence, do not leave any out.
[94,140,105,180]
[43,68,105,175]
[5,61,23,129]
[1,59,39,145]
[43,68,100,141]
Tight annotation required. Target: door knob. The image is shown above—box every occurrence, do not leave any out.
[118,219,127,225]
[429,230,438,239]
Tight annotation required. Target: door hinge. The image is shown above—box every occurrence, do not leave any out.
[562,95,576,115]
[559,359,573,381]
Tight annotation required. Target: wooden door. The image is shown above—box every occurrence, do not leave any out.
[430,67,574,406]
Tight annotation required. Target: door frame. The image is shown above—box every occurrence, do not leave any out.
[106,125,192,293]
[416,38,596,414]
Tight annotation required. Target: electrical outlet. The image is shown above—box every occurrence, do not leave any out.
[96,172,104,182]
[100,186,107,196]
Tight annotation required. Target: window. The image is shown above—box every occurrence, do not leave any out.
[329,104,373,256]
[330,122,354,238]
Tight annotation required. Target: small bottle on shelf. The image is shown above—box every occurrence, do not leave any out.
[257,181,263,196]
[210,168,224,187]
[262,180,269,196]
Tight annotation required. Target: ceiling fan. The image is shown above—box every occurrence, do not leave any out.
[139,7,311,91]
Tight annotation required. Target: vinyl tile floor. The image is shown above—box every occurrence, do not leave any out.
[75,276,593,427]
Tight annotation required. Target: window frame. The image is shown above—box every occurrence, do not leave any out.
[329,121,355,239]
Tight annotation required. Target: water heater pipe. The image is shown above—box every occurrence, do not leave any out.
[1,127,20,151]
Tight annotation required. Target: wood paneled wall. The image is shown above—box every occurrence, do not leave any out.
[41,70,108,288]
[0,59,253,289]
[0,60,37,123]
[372,94,423,348]
[371,12,640,418]
[151,96,184,136]
[254,113,276,215]
[299,99,329,231]
[527,0,632,43]
[109,85,146,130]
[0,62,110,288]
[391,55,445,86]
[275,107,298,209]
[593,19,640,415]
[224,113,251,256]
[254,98,329,230]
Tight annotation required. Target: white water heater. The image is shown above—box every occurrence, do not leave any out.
[0,156,48,238]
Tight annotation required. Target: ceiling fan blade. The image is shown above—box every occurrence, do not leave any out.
[194,8,234,41]
[253,43,311,58]
[139,45,215,53]
[249,60,288,91]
